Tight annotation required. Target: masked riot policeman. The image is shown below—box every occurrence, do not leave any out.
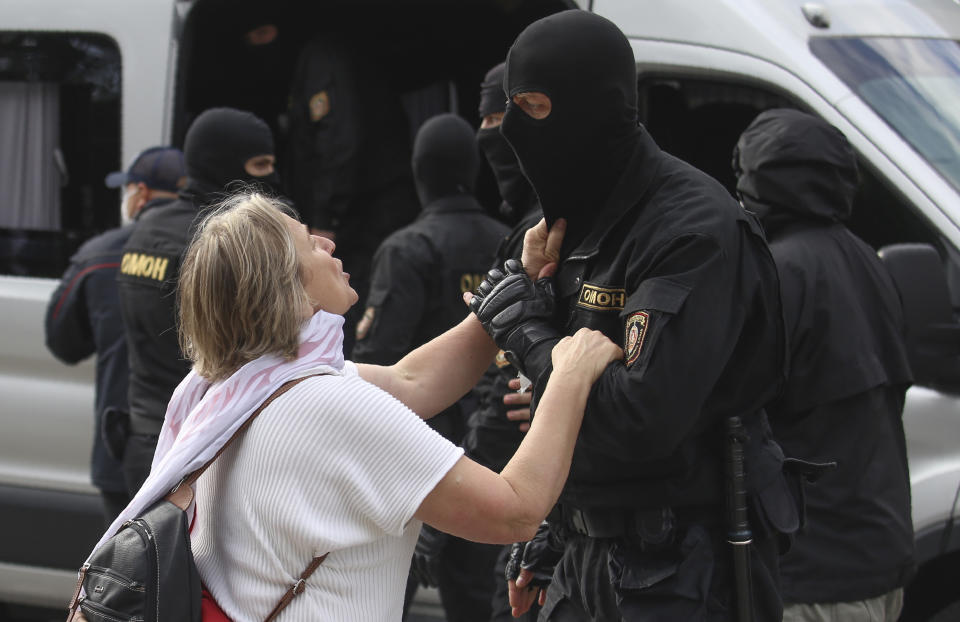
[285,34,420,356]
[117,107,280,494]
[463,61,543,494]
[469,11,797,621]
[351,113,509,621]
[467,61,545,622]
[734,109,915,622]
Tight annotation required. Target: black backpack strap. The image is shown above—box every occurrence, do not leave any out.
[166,374,320,512]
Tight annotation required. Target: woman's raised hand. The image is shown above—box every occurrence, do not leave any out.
[521,218,565,280]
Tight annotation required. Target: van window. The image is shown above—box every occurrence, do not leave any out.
[638,76,942,253]
[810,36,960,196]
[0,32,121,278]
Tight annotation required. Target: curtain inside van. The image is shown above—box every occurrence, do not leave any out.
[0,82,62,231]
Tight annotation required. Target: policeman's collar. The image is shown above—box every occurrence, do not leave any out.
[135,196,178,221]
[419,193,485,216]
[563,128,662,263]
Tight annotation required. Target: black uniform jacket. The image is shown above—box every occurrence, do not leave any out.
[352,194,508,365]
[739,114,915,602]
[116,197,197,434]
[45,222,142,492]
[529,130,788,513]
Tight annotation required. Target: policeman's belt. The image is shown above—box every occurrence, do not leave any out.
[561,505,675,546]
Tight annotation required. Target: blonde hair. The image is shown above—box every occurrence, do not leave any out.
[178,192,310,382]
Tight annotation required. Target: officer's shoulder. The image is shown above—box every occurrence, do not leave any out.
[128,199,196,237]
[378,223,428,250]
[71,225,132,261]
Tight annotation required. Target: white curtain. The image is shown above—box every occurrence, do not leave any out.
[0,81,61,231]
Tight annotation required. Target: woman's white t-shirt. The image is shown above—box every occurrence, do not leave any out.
[192,362,463,621]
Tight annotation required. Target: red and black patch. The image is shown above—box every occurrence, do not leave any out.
[624,311,650,367]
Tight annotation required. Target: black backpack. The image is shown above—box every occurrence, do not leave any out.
[66,377,325,622]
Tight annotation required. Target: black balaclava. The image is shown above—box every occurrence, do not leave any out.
[476,62,536,220]
[412,113,480,206]
[733,108,859,237]
[501,10,639,242]
[182,107,278,205]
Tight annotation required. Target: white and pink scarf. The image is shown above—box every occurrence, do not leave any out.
[89,310,346,557]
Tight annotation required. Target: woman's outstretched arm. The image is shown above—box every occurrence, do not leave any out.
[414,328,621,544]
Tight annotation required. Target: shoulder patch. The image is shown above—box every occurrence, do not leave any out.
[576,283,625,311]
[624,311,650,367]
[355,306,375,341]
[308,90,330,122]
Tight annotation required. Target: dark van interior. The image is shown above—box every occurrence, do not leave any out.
[173,0,575,215]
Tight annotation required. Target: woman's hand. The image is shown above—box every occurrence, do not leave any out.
[551,327,622,386]
[521,218,565,280]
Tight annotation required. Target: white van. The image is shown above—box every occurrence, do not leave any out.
[0,0,957,620]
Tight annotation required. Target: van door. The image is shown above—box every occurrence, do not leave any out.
[0,29,123,609]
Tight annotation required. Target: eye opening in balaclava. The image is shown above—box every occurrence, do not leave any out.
[412,113,480,206]
[476,62,537,219]
[183,107,278,201]
[500,10,640,245]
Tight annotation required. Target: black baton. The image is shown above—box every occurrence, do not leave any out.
[725,416,754,622]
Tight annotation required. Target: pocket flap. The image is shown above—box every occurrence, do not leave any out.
[623,278,691,316]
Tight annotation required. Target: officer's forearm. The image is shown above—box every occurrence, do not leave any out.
[518,338,558,406]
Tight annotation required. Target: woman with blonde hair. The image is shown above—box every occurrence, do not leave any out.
[91,192,620,621]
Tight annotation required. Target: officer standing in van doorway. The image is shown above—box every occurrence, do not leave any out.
[467,60,545,622]
[285,33,420,356]
[44,146,185,523]
[733,109,915,622]
[117,108,280,495]
[468,11,798,620]
[351,112,509,622]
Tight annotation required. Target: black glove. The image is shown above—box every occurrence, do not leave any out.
[410,524,449,588]
[469,259,559,375]
[504,521,565,587]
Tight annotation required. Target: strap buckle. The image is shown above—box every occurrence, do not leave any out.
[293,578,306,595]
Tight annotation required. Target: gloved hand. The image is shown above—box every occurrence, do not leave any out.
[504,520,565,587]
[410,524,449,588]
[469,259,559,374]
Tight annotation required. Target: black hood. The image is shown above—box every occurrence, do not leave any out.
[182,107,277,206]
[501,10,639,240]
[412,113,480,206]
[476,62,537,219]
[733,108,859,234]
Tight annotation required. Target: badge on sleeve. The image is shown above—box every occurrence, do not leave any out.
[624,311,650,367]
[308,90,330,122]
